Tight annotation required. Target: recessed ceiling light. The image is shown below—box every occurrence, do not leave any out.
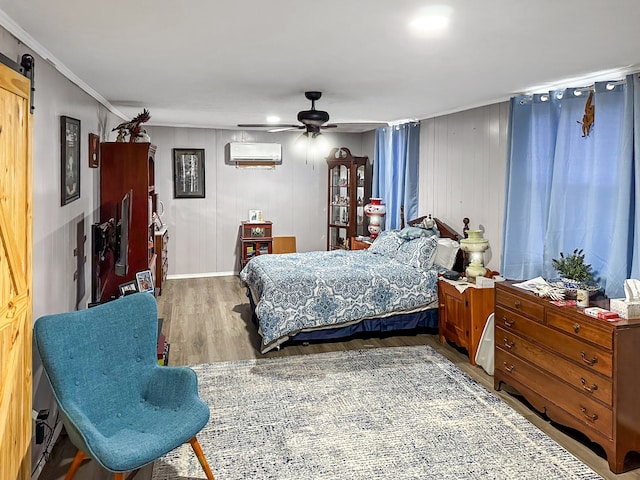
[266,115,280,123]
[409,5,453,36]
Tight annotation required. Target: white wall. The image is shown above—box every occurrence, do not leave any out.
[419,102,509,272]
[146,126,369,275]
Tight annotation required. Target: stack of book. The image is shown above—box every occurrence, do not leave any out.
[583,307,619,321]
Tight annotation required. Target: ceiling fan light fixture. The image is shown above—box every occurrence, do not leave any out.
[409,5,453,36]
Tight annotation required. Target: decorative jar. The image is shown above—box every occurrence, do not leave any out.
[364,198,386,240]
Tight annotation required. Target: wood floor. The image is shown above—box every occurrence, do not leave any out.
[38,276,639,480]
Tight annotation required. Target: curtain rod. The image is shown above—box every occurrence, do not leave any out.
[573,79,626,93]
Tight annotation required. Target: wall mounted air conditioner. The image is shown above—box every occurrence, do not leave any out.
[225,142,282,167]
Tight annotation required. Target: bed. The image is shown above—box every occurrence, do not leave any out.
[240,216,465,353]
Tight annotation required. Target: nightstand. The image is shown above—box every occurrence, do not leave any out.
[240,221,273,269]
[438,278,495,365]
[350,237,371,250]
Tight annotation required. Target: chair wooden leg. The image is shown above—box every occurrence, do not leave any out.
[64,450,87,480]
[189,436,216,480]
[113,473,126,480]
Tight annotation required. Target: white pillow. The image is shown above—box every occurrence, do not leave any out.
[434,238,460,270]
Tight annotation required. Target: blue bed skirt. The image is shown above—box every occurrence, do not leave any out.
[246,288,438,345]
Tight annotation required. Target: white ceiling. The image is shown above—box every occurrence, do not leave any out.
[1,1,639,132]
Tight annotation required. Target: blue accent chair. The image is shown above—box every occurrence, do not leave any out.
[34,293,215,480]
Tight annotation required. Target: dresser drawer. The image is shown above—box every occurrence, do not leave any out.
[496,288,545,320]
[496,306,613,377]
[496,349,613,438]
[546,309,613,350]
[497,326,612,405]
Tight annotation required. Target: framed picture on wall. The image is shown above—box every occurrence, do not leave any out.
[61,116,81,205]
[88,132,100,168]
[173,148,205,198]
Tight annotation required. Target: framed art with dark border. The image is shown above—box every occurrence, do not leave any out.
[118,280,138,297]
[88,132,100,168]
[61,116,81,205]
[173,148,205,198]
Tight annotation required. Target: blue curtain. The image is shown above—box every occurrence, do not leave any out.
[373,122,420,230]
[502,74,640,298]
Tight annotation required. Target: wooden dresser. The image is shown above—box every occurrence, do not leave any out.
[494,281,640,473]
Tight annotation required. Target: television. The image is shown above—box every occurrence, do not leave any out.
[114,189,133,276]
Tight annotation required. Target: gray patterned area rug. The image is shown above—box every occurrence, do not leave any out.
[152,346,602,480]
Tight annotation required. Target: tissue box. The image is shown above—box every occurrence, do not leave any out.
[474,276,506,289]
[609,298,640,319]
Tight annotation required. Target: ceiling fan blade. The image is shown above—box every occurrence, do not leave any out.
[320,124,338,129]
[268,126,303,133]
[329,122,390,132]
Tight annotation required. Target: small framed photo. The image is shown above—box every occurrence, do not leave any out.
[152,212,163,231]
[248,209,263,222]
[135,270,154,294]
[118,280,138,297]
[88,132,100,168]
[173,148,205,198]
[61,116,81,206]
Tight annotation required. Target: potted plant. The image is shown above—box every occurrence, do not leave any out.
[551,248,599,294]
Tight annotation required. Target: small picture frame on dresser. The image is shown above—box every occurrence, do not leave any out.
[135,270,154,294]
[152,212,163,231]
[248,209,263,222]
[118,280,138,297]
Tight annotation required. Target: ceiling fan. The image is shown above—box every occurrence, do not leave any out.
[238,91,338,134]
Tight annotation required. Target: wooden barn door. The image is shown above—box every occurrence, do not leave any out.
[0,61,33,479]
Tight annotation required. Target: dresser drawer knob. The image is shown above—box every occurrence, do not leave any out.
[580,377,598,393]
[514,301,521,309]
[503,361,515,373]
[573,323,581,333]
[580,351,598,366]
[503,338,515,349]
[580,407,598,423]
[503,316,514,327]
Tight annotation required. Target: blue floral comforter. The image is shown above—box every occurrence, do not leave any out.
[240,249,439,352]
